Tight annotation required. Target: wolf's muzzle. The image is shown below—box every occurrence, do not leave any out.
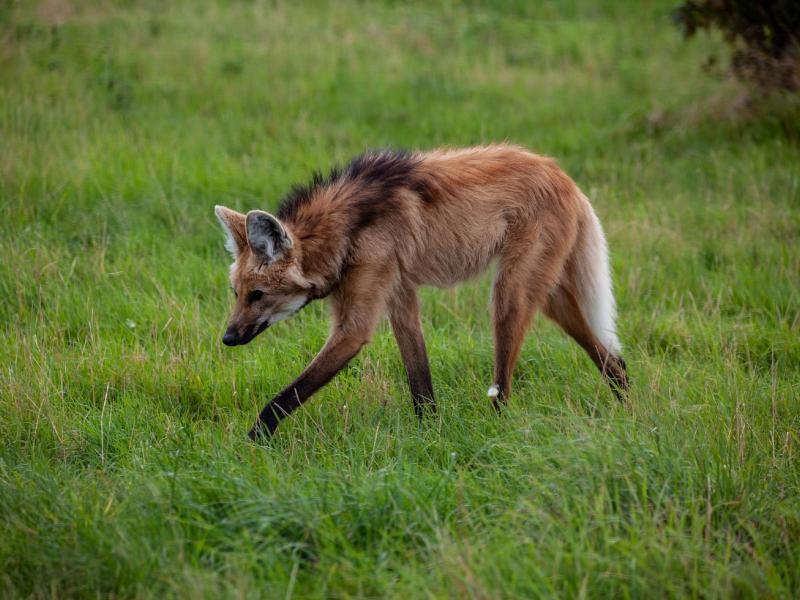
[222,320,270,346]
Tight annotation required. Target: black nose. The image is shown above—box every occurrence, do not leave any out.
[222,332,238,346]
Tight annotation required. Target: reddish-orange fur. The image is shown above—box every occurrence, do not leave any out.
[215,144,628,440]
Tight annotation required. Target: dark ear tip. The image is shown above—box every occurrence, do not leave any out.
[245,209,270,222]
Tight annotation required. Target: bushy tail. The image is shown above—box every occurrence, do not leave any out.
[573,199,621,355]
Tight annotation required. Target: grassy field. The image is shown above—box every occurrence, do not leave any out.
[1,0,799,597]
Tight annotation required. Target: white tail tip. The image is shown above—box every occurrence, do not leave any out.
[487,384,499,398]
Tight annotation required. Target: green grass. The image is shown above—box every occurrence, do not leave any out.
[1,0,799,597]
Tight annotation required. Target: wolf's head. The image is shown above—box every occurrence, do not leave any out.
[214,206,312,346]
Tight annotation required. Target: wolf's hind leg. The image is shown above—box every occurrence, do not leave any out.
[388,287,436,419]
[490,236,569,409]
[543,281,628,398]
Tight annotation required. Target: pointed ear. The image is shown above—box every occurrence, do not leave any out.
[214,205,248,257]
[245,210,294,263]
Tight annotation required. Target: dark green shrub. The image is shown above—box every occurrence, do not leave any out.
[674,1,800,93]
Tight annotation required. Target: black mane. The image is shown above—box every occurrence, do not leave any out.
[276,149,420,220]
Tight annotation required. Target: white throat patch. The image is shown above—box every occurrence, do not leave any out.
[269,295,308,325]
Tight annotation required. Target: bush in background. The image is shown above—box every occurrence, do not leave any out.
[674,0,800,93]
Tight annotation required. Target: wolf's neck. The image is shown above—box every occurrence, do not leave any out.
[292,214,353,301]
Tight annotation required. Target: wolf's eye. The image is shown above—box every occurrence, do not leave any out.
[249,289,264,303]
[231,286,238,299]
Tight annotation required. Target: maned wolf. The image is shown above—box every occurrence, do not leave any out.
[215,144,628,440]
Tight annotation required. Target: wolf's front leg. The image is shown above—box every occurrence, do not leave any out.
[248,329,367,440]
[249,264,392,440]
[388,286,435,419]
